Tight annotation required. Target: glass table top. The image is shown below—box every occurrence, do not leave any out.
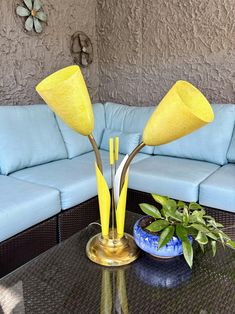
[0,212,234,314]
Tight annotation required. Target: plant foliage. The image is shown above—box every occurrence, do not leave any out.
[139,194,235,268]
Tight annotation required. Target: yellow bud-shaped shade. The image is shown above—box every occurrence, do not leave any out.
[36,65,94,136]
[143,80,214,146]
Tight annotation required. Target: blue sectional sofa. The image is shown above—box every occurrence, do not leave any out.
[0,102,235,276]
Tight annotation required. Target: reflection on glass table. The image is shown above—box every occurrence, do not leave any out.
[0,212,234,314]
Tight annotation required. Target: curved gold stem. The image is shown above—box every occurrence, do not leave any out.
[88,134,103,173]
[119,142,145,193]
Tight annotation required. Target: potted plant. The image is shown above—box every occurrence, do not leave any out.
[133,194,235,268]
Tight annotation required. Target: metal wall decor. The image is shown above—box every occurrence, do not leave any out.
[16,0,47,33]
[70,32,93,67]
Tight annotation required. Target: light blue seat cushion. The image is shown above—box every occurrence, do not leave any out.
[104,102,155,155]
[199,164,235,212]
[11,150,149,210]
[0,105,67,175]
[56,103,105,158]
[100,128,141,155]
[154,104,235,165]
[129,156,219,202]
[227,128,235,163]
[0,176,61,242]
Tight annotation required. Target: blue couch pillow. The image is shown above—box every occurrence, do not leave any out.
[154,104,235,165]
[104,102,155,154]
[227,127,235,163]
[0,105,67,175]
[56,103,106,158]
[100,128,141,155]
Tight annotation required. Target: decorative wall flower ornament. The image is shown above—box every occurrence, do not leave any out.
[16,0,47,33]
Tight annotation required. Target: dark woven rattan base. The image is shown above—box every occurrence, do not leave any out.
[1,189,234,279]
[0,216,57,278]
[58,196,100,242]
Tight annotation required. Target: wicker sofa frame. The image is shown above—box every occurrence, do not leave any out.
[0,189,234,278]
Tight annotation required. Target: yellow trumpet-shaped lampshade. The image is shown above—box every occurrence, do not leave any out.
[36,65,94,136]
[143,80,214,146]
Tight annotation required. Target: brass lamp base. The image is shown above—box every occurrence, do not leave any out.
[86,231,140,267]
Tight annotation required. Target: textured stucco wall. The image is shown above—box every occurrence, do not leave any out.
[97,0,235,106]
[1,1,234,106]
[0,0,99,104]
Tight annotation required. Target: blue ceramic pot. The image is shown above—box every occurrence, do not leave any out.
[133,216,193,258]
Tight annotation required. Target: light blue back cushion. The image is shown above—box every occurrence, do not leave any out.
[0,105,67,175]
[56,103,106,158]
[227,127,235,163]
[154,104,235,165]
[104,102,155,154]
[100,128,141,155]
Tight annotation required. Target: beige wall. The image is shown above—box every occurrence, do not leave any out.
[97,0,235,106]
[0,1,234,106]
[0,0,99,104]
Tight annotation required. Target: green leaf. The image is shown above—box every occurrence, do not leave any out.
[218,232,225,248]
[199,243,205,253]
[189,211,205,224]
[167,210,182,222]
[211,240,217,257]
[151,194,169,207]
[189,202,203,210]
[177,201,185,209]
[195,231,208,245]
[215,222,224,228]
[206,232,218,241]
[183,207,189,226]
[226,240,235,250]
[163,200,183,222]
[190,223,209,233]
[158,226,175,250]
[190,223,218,240]
[161,207,168,219]
[182,238,193,268]
[204,215,215,220]
[164,199,177,211]
[146,220,169,232]
[139,203,162,219]
[217,230,231,240]
[16,6,30,17]
[208,220,224,229]
[176,224,188,240]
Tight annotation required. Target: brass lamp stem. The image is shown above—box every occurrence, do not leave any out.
[88,134,103,173]
[119,142,145,193]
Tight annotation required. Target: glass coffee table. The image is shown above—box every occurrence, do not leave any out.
[0,211,234,313]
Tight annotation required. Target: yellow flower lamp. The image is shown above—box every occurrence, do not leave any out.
[36,65,103,172]
[119,80,214,190]
[36,67,214,267]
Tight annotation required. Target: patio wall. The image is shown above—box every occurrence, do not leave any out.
[0,0,99,104]
[97,0,235,106]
